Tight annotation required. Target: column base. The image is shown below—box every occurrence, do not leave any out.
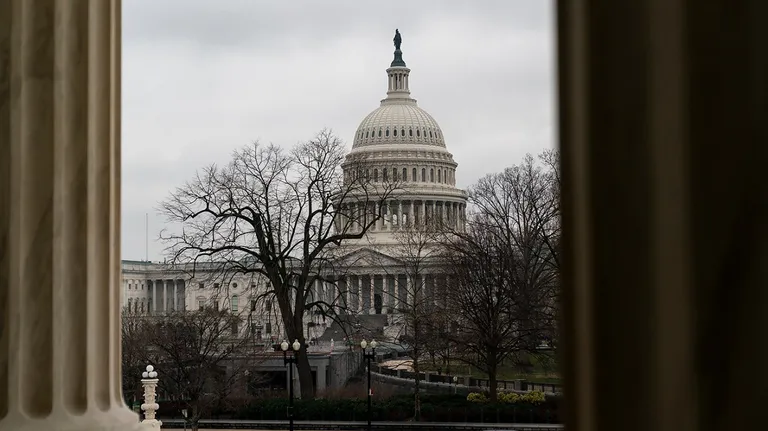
[140,419,163,430]
[1,405,141,431]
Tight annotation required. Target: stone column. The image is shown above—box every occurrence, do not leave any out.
[369,275,375,314]
[421,200,427,225]
[0,1,139,429]
[398,200,403,228]
[375,202,382,230]
[410,200,415,227]
[173,279,178,311]
[386,201,392,229]
[357,276,364,314]
[162,280,168,312]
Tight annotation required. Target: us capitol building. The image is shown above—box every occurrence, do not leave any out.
[122,30,468,347]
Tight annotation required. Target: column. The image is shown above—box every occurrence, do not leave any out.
[357,276,363,314]
[375,202,382,230]
[422,200,427,225]
[0,1,138,429]
[406,275,415,308]
[386,201,392,230]
[369,275,375,314]
[398,200,403,229]
[173,280,178,311]
[410,200,415,227]
[162,280,168,312]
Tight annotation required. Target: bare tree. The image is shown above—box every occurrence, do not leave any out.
[121,307,150,408]
[159,129,399,398]
[440,151,561,401]
[374,220,447,421]
[141,308,259,431]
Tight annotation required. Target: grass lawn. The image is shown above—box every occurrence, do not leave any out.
[419,350,562,384]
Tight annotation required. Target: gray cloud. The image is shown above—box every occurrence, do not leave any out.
[122,0,555,261]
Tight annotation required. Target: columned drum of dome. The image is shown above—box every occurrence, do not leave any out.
[340,30,468,248]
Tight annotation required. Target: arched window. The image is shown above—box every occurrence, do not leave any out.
[430,168,434,182]
[409,129,413,137]
[231,295,239,313]
[386,129,390,137]
[378,129,382,137]
[383,169,388,182]
[401,128,405,137]
[366,169,370,179]
[393,168,397,180]
[374,169,378,182]
[366,131,369,138]
[421,168,426,182]
[412,168,417,181]
[417,129,420,137]
[394,129,398,137]
[402,168,407,181]
[438,170,442,183]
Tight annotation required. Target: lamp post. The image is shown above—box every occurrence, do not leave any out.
[453,375,458,395]
[281,339,301,431]
[140,364,162,430]
[361,339,378,431]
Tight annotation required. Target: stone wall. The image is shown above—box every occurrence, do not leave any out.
[328,349,363,389]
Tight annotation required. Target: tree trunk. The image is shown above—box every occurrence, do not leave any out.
[297,344,315,399]
[488,361,498,402]
[413,346,421,421]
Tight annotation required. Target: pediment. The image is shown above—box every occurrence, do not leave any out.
[332,246,404,269]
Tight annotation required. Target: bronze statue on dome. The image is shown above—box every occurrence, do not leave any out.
[394,29,402,51]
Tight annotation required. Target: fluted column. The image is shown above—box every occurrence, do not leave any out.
[398,201,403,229]
[422,201,427,226]
[409,200,415,227]
[356,276,363,314]
[0,1,138,429]
[386,201,392,230]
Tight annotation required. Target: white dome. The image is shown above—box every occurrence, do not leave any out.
[352,101,445,149]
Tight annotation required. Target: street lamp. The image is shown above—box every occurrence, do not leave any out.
[281,339,301,431]
[360,339,378,431]
[453,375,458,395]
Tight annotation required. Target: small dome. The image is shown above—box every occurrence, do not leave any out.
[353,102,445,148]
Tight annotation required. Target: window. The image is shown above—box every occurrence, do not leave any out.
[378,129,381,137]
[409,129,413,136]
[430,168,434,182]
[412,168,417,181]
[230,319,239,336]
[232,282,238,288]
[402,168,407,181]
[365,131,369,138]
[438,170,442,183]
[231,295,239,313]
[421,168,426,181]
[417,129,420,137]
[373,169,378,181]
[198,300,205,309]
[392,168,397,180]
[213,283,220,289]
[383,169,388,181]
[393,128,397,137]
[401,128,405,137]
[198,282,204,289]
[385,129,389,137]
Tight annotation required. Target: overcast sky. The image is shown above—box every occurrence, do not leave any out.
[122,0,555,262]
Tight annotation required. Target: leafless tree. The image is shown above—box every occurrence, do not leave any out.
[159,129,399,398]
[440,151,561,401]
[372,220,448,420]
[139,308,260,431]
[121,307,150,408]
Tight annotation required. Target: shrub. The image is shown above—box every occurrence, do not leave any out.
[467,392,487,402]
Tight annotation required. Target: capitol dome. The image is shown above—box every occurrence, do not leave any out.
[340,29,467,246]
[353,102,445,148]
